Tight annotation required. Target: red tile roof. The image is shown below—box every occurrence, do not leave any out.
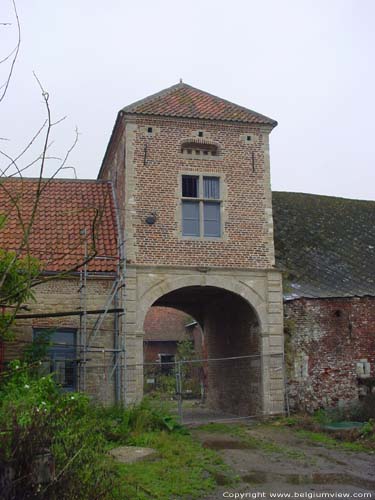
[144,307,193,342]
[122,82,277,125]
[0,178,119,273]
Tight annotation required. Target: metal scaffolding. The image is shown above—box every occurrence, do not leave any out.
[77,226,127,403]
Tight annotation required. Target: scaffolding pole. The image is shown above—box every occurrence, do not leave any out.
[79,228,88,393]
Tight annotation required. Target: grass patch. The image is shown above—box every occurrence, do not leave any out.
[269,414,375,452]
[112,431,233,499]
[96,401,234,499]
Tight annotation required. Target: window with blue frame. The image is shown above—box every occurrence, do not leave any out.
[33,328,77,391]
[181,175,221,238]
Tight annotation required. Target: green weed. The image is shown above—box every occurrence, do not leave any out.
[0,362,228,499]
[297,429,367,452]
[112,431,232,500]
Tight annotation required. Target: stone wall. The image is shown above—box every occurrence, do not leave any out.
[5,276,121,405]
[285,297,375,412]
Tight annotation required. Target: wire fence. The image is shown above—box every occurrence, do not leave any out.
[141,352,285,425]
[0,338,286,423]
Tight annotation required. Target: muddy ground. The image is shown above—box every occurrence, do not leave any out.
[192,423,375,499]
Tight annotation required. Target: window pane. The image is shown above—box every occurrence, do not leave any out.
[204,202,221,237]
[33,329,77,391]
[160,354,175,375]
[203,177,220,199]
[182,175,199,198]
[182,201,200,236]
[54,359,66,386]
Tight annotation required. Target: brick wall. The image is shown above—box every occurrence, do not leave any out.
[203,289,262,416]
[101,114,276,269]
[285,297,375,412]
[144,341,179,363]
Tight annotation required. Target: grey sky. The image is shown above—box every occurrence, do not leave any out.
[1,0,374,200]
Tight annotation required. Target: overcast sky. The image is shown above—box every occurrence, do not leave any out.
[1,0,374,200]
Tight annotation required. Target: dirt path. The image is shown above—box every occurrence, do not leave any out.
[192,423,375,499]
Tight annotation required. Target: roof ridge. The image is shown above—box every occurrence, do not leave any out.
[121,81,184,113]
[179,82,277,126]
[1,177,112,184]
[273,191,375,204]
[121,81,277,125]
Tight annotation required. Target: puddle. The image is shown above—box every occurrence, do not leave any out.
[242,472,375,489]
[202,439,254,450]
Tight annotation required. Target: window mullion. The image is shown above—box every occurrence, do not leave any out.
[199,175,203,237]
[199,200,203,237]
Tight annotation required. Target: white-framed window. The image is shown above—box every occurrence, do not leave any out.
[181,175,221,238]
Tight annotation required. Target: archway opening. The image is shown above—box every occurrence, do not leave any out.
[143,306,204,399]
[143,285,262,417]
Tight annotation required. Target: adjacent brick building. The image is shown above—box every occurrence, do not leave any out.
[0,178,123,404]
[273,192,375,412]
[143,306,202,365]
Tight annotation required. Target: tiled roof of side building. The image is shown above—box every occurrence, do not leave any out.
[273,192,375,299]
[144,307,194,342]
[0,178,119,273]
[121,82,277,125]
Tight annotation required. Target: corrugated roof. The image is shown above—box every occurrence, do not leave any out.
[0,178,118,273]
[273,192,375,299]
[122,82,277,125]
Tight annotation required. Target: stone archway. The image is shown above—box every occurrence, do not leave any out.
[124,266,284,416]
[137,274,267,332]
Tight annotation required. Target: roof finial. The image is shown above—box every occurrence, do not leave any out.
[179,78,183,84]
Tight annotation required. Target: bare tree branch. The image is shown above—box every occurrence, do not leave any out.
[40,127,79,191]
[0,23,111,341]
[0,0,21,103]
[0,119,48,176]
[0,45,17,65]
